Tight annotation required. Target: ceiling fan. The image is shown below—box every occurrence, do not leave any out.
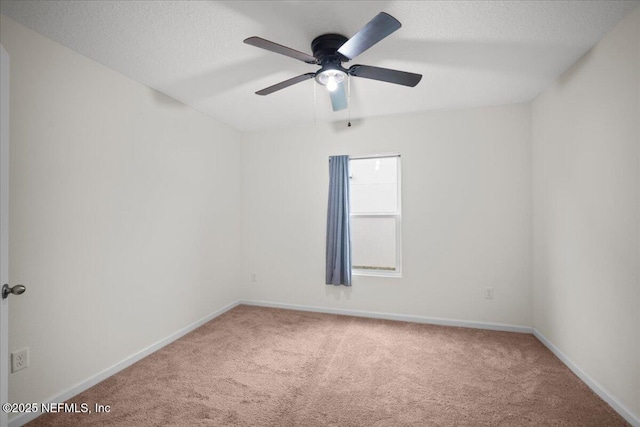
[244,12,422,112]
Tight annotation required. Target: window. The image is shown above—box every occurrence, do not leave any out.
[349,155,401,277]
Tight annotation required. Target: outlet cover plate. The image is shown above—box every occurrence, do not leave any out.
[485,287,494,299]
[11,348,28,373]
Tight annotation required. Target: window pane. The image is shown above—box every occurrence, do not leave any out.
[351,217,397,271]
[350,157,398,213]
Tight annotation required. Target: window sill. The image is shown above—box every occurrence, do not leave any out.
[352,270,402,278]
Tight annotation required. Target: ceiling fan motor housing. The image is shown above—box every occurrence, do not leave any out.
[311,33,349,63]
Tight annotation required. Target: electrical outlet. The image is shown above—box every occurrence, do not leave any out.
[251,273,257,283]
[485,287,494,299]
[11,348,28,373]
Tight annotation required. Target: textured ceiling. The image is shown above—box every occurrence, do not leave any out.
[1,1,638,132]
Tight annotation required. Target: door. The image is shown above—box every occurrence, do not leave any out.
[1,43,10,427]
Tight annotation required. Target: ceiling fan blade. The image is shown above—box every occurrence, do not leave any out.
[255,73,316,96]
[349,65,422,87]
[337,12,401,60]
[329,82,348,111]
[244,37,317,64]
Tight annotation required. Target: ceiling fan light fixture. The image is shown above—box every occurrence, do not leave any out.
[315,69,346,92]
[326,75,338,92]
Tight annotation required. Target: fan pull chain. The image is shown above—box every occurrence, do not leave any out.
[313,79,317,126]
[347,75,352,127]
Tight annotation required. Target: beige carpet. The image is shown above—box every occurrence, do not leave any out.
[28,305,628,426]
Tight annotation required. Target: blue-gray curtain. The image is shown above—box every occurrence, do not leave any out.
[326,155,352,286]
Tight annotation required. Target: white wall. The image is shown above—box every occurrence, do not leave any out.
[0,14,242,407]
[532,6,640,419]
[242,103,532,327]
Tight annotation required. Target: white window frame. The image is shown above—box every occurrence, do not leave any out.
[350,154,402,278]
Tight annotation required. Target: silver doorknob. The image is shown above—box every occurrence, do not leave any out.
[2,284,26,299]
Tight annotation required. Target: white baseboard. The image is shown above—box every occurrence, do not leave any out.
[239,299,533,334]
[9,300,240,427]
[533,329,640,427]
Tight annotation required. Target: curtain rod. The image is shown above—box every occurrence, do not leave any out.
[329,153,400,161]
